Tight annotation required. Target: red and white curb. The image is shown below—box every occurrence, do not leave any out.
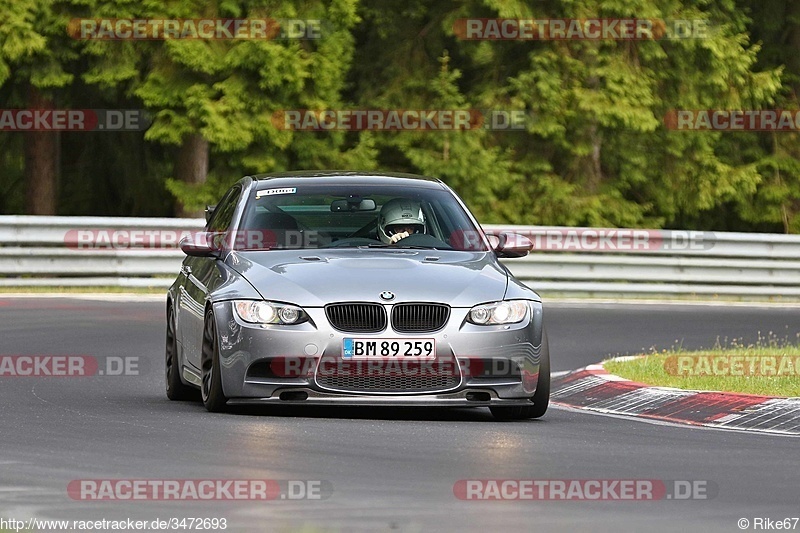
[551,359,800,436]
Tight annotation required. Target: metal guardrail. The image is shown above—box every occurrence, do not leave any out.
[1,216,798,300]
[0,216,197,287]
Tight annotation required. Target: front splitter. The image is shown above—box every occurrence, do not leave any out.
[227,387,534,407]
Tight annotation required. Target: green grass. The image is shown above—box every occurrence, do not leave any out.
[603,335,800,397]
[539,292,800,304]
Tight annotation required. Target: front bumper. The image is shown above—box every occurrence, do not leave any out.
[227,388,534,407]
[210,299,546,404]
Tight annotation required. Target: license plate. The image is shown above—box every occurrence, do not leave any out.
[342,338,436,359]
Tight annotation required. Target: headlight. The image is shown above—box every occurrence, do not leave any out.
[233,300,308,325]
[467,301,528,325]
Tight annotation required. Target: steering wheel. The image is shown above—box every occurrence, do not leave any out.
[389,233,453,249]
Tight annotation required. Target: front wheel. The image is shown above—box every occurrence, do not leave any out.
[166,305,196,401]
[490,329,550,421]
[201,308,228,412]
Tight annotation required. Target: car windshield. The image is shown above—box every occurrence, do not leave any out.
[236,184,489,251]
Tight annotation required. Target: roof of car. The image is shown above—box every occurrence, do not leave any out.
[249,170,446,189]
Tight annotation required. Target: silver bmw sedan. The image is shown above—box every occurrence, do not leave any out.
[166,171,549,420]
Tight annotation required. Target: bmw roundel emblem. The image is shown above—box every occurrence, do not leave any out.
[380,291,395,301]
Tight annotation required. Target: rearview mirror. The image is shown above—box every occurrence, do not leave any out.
[330,198,377,212]
[493,232,533,258]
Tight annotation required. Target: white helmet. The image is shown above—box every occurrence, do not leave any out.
[377,199,426,244]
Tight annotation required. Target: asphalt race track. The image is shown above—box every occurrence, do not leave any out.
[0,296,798,532]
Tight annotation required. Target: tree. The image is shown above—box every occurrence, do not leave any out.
[351,0,783,228]
[0,0,78,214]
[733,0,800,232]
[129,0,365,216]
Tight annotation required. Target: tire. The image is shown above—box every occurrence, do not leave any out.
[201,308,228,412]
[165,304,196,401]
[490,329,550,421]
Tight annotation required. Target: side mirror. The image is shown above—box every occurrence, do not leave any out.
[179,234,217,257]
[205,205,217,223]
[493,232,533,258]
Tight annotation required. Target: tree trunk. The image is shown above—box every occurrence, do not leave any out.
[780,1,800,232]
[23,86,58,215]
[175,133,209,217]
[585,121,603,193]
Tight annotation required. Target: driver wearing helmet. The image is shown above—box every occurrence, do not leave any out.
[377,198,426,244]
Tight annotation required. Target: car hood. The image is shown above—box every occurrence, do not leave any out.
[226,249,509,307]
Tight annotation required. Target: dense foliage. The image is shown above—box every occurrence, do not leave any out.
[0,0,798,232]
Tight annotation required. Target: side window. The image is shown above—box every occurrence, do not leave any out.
[207,186,242,232]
